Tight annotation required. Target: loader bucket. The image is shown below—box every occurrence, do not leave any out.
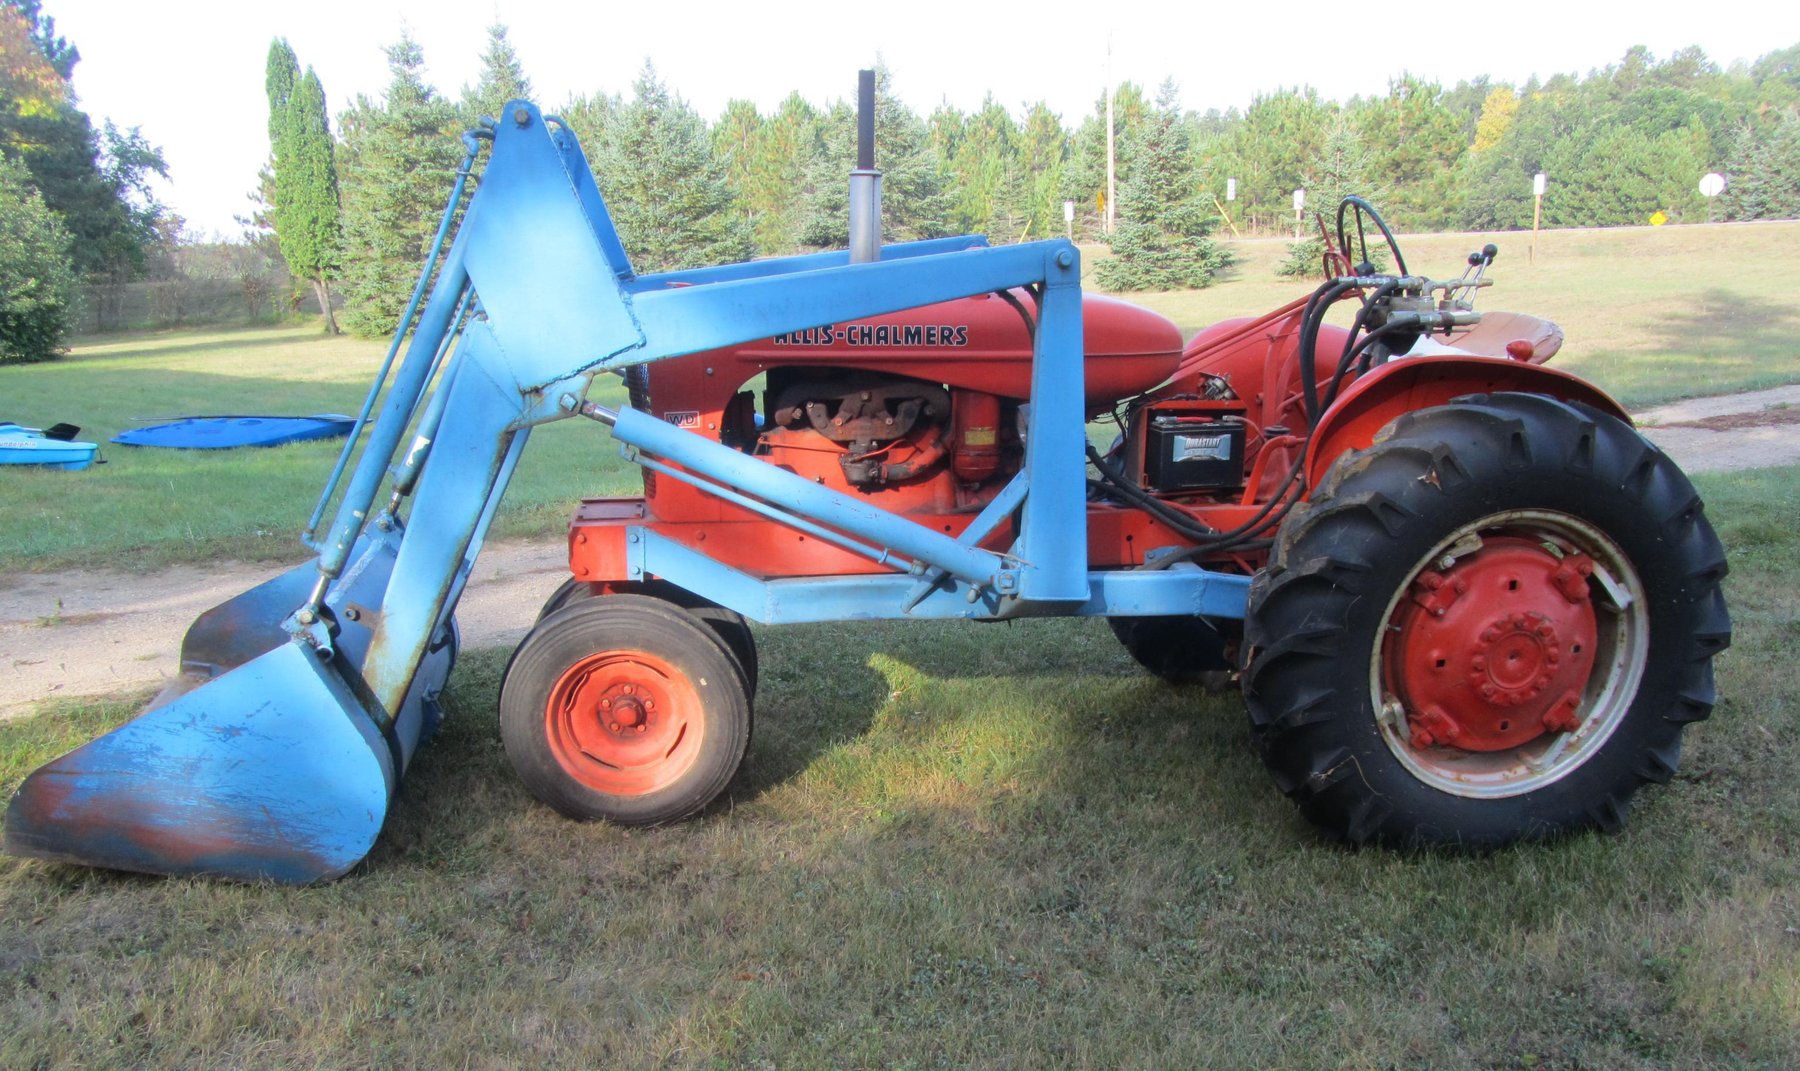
[4,532,456,884]
[149,537,457,771]
[4,642,395,884]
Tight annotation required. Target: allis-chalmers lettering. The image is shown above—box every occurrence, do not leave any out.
[772,323,970,347]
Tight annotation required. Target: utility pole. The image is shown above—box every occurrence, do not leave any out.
[1104,34,1116,237]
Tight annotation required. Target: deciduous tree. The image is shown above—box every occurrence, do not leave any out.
[1,0,165,285]
[0,154,75,362]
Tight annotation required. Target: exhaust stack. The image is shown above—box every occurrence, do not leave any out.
[848,68,882,264]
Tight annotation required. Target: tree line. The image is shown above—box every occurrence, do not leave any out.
[297,28,1797,339]
[4,3,1798,361]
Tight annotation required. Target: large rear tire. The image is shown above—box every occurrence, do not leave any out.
[1108,615,1237,690]
[1242,393,1730,848]
[501,595,752,825]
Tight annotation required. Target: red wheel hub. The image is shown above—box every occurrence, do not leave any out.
[1385,536,1598,752]
[544,650,704,795]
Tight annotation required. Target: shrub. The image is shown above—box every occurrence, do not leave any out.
[0,157,77,362]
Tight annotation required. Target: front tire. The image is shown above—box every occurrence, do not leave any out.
[1243,393,1730,848]
[501,595,752,825]
[536,578,759,697]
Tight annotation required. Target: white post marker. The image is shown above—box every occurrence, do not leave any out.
[1226,177,1236,201]
[1063,200,1075,240]
[1531,172,1547,264]
[1699,172,1726,222]
[1293,188,1306,238]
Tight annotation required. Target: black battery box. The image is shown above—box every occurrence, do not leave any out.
[1143,413,1246,492]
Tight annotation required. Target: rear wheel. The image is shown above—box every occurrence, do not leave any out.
[1108,614,1238,691]
[1243,393,1730,848]
[501,595,751,825]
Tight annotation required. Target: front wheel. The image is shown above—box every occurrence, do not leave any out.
[501,595,752,825]
[1243,393,1730,848]
[536,578,759,698]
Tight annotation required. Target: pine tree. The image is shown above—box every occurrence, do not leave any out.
[1094,81,1230,292]
[712,98,763,247]
[1719,111,1800,220]
[938,95,1021,239]
[1215,88,1333,234]
[1277,115,1386,278]
[588,62,754,273]
[798,64,951,248]
[336,35,462,337]
[1349,75,1464,229]
[554,91,610,152]
[1015,101,1069,241]
[744,93,819,255]
[461,22,531,125]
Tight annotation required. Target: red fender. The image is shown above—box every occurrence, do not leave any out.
[1304,356,1630,489]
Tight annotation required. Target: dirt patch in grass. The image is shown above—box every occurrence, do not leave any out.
[1659,407,1800,432]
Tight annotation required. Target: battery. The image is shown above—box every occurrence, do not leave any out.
[1144,415,1246,492]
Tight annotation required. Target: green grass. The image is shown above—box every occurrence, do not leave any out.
[1126,220,1800,408]
[1,324,639,572]
[2,464,1796,1068]
[5,221,1797,572]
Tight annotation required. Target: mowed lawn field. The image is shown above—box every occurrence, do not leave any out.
[1,222,1798,1068]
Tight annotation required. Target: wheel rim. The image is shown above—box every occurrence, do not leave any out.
[544,649,705,796]
[1371,510,1649,799]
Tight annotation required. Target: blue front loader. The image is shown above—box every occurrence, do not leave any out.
[3,103,1246,883]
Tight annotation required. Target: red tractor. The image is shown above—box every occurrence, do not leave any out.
[6,99,1728,884]
[519,197,1730,849]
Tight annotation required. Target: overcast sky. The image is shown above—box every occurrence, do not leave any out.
[50,0,1795,235]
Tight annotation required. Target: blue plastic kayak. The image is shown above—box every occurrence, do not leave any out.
[111,414,356,450]
[0,423,99,470]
